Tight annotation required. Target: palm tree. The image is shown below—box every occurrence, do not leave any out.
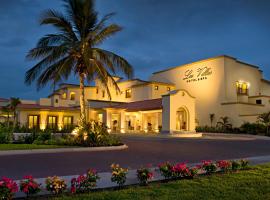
[25,0,133,128]
[209,113,215,127]
[1,106,11,127]
[216,116,232,131]
[9,97,21,126]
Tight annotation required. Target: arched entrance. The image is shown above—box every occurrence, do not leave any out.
[176,107,188,131]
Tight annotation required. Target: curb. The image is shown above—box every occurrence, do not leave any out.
[0,144,128,156]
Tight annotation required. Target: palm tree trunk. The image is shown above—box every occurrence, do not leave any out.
[79,73,86,127]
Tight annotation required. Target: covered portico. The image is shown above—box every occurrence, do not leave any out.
[88,90,196,134]
[103,99,163,133]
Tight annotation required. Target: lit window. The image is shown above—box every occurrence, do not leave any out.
[63,116,73,128]
[28,115,39,129]
[236,81,249,95]
[125,89,131,98]
[154,85,159,90]
[102,90,105,98]
[167,87,171,91]
[62,93,67,99]
[70,92,75,100]
[47,116,57,129]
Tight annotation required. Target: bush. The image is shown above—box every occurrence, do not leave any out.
[137,166,153,185]
[158,162,174,179]
[0,124,12,144]
[73,121,122,147]
[240,122,266,135]
[111,164,128,187]
[45,176,67,195]
[71,169,99,193]
[240,159,249,169]
[20,175,41,197]
[201,160,217,174]
[216,160,232,172]
[0,177,18,200]
[231,160,241,171]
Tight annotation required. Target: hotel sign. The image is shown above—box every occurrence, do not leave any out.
[183,67,212,83]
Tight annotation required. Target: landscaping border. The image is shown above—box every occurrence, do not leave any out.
[11,158,251,199]
[0,144,128,156]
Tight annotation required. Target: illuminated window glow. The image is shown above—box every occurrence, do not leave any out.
[62,93,67,99]
[63,116,73,128]
[125,89,131,98]
[47,116,57,129]
[154,85,159,90]
[236,81,249,95]
[28,115,39,129]
[70,92,75,100]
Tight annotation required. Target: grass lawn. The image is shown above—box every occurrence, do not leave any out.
[54,164,270,200]
[0,144,74,150]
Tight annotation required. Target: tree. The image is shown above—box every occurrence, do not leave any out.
[209,113,215,127]
[216,116,232,131]
[258,112,270,135]
[25,0,133,128]
[1,106,11,127]
[9,97,21,127]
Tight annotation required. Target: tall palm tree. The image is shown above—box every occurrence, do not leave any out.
[1,106,11,128]
[25,0,133,127]
[9,97,21,126]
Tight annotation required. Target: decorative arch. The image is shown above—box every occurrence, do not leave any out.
[176,106,190,131]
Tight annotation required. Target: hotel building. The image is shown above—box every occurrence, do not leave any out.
[2,55,270,133]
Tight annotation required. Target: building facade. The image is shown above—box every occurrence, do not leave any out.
[2,55,270,134]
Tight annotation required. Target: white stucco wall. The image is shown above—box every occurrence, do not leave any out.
[162,90,196,133]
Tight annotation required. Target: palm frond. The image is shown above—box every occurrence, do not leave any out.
[40,9,78,41]
[37,34,72,47]
[64,0,97,39]
[36,57,75,90]
[25,46,69,85]
[91,24,122,46]
[92,48,133,79]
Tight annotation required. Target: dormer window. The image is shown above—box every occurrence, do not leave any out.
[236,81,249,95]
[70,92,75,100]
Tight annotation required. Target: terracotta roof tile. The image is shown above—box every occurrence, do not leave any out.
[110,98,162,112]
[17,104,80,111]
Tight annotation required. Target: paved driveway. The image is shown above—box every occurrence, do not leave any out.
[1,136,270,179]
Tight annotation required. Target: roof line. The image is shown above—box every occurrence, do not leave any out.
[152,55,259,75]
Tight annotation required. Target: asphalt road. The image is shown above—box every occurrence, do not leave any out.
[1,136,270,180]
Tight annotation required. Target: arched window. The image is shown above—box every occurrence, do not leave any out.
[70,92,75,100]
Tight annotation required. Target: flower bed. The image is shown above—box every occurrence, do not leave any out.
[3,159,250,199]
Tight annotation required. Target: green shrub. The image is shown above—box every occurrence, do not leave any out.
[74,121,122,147]
[0,124,12,144]
[231,160,241,171]
[240,122,266,135]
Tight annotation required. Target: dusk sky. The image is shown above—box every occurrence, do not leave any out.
[1,0,270,99]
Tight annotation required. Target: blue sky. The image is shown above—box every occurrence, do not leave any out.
[0,0,270,99]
